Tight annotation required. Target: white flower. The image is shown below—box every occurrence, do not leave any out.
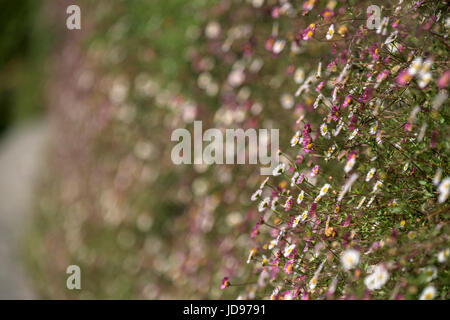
[316,62,322,78]
[319,183,331,196]
[326,24,335,40]
[228,69,245,87]
[423,266,438,282]
[437,248,449,263]
[341,249,360,270]
[297,190,305,204]
[437,177,449,203]
[320,123,330,138]
[294,68,305,84]
[272,163,286,176]
[364,265,389,290]
[356,196,366,209]
[273,39,286,54]
[251,189,262,201]
[301,210,308,222]
[344,155,356,173]
[292,215,302,228]
[291,172,299,186]
[260,177,270,189]
[258,197,271,212]
[419,285,436,300]
[280,93,294,109]
[366,168,376,182]
[247,248,256,264]
[408,57,423,76]
[433,168,442,186]
[308,276,318,290]
[418,72,432,88]
[349,129,358,140]
[369,122,378,135]
[372,180,383,193]
[284,244,296,257]
[420,59,433,74]
[271,197,279,210]
[205,21,221,39]
[290,131,301,147]
[403,162,409,172]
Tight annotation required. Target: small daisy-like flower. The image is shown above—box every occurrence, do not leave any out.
[294,68,305,84]
[420,58,433,74]
[258,197,271,212]
[437,248,449,263]
[268,239,278,250]
[247,248,257,264]
[290,172,299,186]
[311,165,319,177]
[438,177,449,203]
[284,244,296,257]
[341,249,360,270]
[433,168,442,186]
[364,265,389,291]
[366,168,376,182]
[301,210,308,222]
[369,122,378,135]
[284,196,293,211]
[423,266,438,282]
[228,69,245,87]
[316,61,322,78]
[372,180,383,193]
[273,39,286,54]
[280,93,294,109]
[349,129,359,140]
[403,162,409,172]
[418,72,432,88]
[272,163,286,176]
[260,177,270,189]
[220,277,230,290]
[308,276,318,291]
[302,23,316,41]
[419,285,436,300]
[251,189,262,201]
[296,191,305,205]
[344,153,356,173]
[271,197,279,211]
[290,131,301,147]
[319,183,331,196]
[292,215,302,228]
[397,69,413,86]
[320,123,330,138]
[326,24,335,40]
[356,196,366,209]
[408,57,423,76]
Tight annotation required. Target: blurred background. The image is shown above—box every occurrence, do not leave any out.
[0,0,363,299]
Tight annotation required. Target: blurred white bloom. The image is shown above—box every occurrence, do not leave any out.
[284,244,296,257]
[372,180,383,193]
[437,248,449,263]
[438,177,449,203]
[273,39,286,54]
[423,266,438,282]
[251,189,262,201]
[419,285,436,300]
[319,184,331,196]
[205,21,221,39]
[228,69,245,87]
[326,24,335,40]
[258,197,271,212]
[364,265,389,290]
[272,163,286,176]
[247,248,256,264]
[366,168,376,182]
[280,93,295,109]
[294,68,305,84]
[408,57,423,76]
[341,249,360,270]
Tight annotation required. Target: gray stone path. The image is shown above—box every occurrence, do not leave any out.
[0,120,49,299]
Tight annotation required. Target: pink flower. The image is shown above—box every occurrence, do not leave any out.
[396,69,412,86]
[437,70,450,88]
[302,24,316,41]
[220,277,230,290]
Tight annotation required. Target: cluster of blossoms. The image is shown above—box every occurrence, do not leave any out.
[220,0,449,300]
[27,0,448,301]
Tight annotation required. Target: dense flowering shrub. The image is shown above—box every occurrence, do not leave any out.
[25,0,448,300]
[219,0,450,300]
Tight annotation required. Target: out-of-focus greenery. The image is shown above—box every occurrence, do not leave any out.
[0,0,52,135]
